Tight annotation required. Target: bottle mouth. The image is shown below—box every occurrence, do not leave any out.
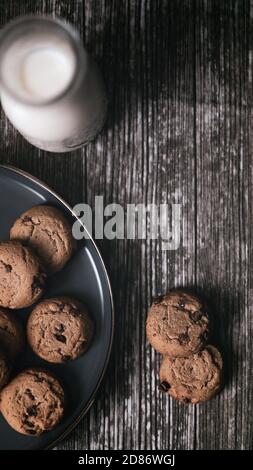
[0,15,86,106]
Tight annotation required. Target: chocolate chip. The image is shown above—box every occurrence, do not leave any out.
[25,389,35,401]
[26,429,37,435]
[23,418,35,428]
[201,331,208,342]
[22,216,33,223]
[154,294,165,305]
[182,398,190,404]
[27,405,37,417]
[34,376,43,383]
[178,332,189,343]
[190,310,202,322]
[62,355,71,361]
[71,307,82,317]
[178,298,185,308]
[159,381,171,392]
[56,323,65,333]
[4,264,12,273]
[54,334,66,343]
[32,275,44,293]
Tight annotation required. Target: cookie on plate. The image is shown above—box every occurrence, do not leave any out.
[0,368,65,435]
[10,205,75,274]
[27,297,94,363]
[0,308,25,359]
[159,345,223,404]
[0,241,46,309]
[146,290,210,357]
[0,350,9,391]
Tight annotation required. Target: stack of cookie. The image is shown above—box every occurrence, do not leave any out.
[0,205,93,436]
[146,290,223,404]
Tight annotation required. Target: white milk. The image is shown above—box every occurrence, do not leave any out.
[0,17,107,152]
[20,48,74,100]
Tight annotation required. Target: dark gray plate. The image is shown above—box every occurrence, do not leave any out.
[0,164,114,450]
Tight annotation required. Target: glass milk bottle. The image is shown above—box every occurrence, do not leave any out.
[0,16,108,152]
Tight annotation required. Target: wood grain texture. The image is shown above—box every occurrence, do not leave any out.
[0,0,252,450]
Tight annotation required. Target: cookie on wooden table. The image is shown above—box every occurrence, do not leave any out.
[146,290,210,357]
[159,345,223,404]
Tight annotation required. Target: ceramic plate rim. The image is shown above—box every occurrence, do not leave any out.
[0,163,115,450]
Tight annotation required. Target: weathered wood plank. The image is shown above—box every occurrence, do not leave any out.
[194,0,253,450]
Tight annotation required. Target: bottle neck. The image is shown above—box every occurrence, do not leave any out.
[0,16,87,108]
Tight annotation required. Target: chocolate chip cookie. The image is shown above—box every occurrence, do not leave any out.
[0,368,65,435]
[10,205,75,274]
[159,345,223,404]
[27,297,94,363]
[0,241,46,309]
[0,308,25,359]
[0,350,9,391]
[146,290,210,357]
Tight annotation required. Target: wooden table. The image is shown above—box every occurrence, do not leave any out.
[0,0,252,450]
